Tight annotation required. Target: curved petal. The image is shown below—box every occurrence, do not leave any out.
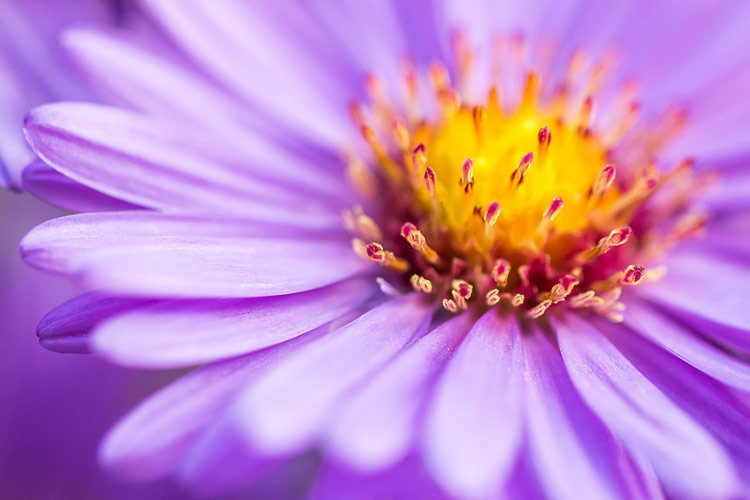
[92,277,378,368]
[22,159,140,213]
[229,294,432,457]
[523,330,636,500]
[624,299,750,391]
[139,0,357,148]
[37,292,155,353]
[21,213,365,297]
[604,318,750,489]
[423,311,524,500]
[325,314,472,472]
[23,102,346,214]
[100,327,325,481]
[556,315,739,499]
[640,250,749,332]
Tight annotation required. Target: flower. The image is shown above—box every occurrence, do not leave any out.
[19,1,750,498]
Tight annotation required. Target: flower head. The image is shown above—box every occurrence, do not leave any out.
[18,1,750,498]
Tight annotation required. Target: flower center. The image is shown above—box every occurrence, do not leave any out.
[345,39,711,321]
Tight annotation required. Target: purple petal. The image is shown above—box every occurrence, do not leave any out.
[423,311,524,499]
[22,159,140,212]
[556,315,739,499]
[100,327,325,481]
[310,455,448,500]
[23,102,345,215]
[677,311,750,356]
[522,330,636,500]
[21,213,366,297]
[139,0,356,148]
[61,26,353,198]
[92,278,378,368]
[639,250,749,332]
[325,314,472,472]
[176,418,286,495]
[229,294,432,457]
[624,299,750,391]
[37,292,154,353]
[603,318,750,489]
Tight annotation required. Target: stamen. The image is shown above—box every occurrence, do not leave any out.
[511,152,534,185]
[401,222,439,263]
[461,158,474,190]
[549,274,580,303]
[412,143,427,172]
[486,289,501,306]
[485,201,501,226]
[622,264,645,285]
[538,125,551,149]
[429,62,450,93]
[592,165,616,198]
[410,274,433,293]
[473,105,487,139]
[577,226,632,261]
[442,298,459,313]
[491,258,511,287]
[451,279,473,300]
[544,197,564,221]
[424,166,437,196]
[365,242,385,262]
[392,119,410,150]
[527,299,552,319]
[578,95,594,129]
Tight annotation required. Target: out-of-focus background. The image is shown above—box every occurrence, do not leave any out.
[0,191,183,498]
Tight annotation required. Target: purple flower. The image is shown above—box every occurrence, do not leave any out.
[18,1,750,498]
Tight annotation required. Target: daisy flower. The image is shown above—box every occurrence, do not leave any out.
[19,1,750,498]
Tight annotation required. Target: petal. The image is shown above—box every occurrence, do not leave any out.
[556,315,739,499]
[92,277,378,368]
[140,0,356,148]
[61,26,352,193]
[310,455,448,500]
[23,102,346,215]
[639,250,749,332]
[21,213,366,297]
[22,159,140,213]
[423,311,524,500]
[100,327,324,481]
[624,299,750,391]
[229,294,432,456]
[325,314,472,472]
[37,292,154,353]
[604,318,750,487]
[522,330,635,500]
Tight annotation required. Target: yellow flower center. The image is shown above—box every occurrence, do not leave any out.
[345,39,711,321]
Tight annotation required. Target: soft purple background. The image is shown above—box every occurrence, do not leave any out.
[0,190,183,499]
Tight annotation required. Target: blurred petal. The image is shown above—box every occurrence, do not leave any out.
[100,328,324,481]
[624,299,750,391]
[229,294,432,456]
[423,311,524,499]
[640,250,749,332]
[523,330,635,500]
[326,314,472,472]
[24,102,345,214]
[556,315,739,499]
